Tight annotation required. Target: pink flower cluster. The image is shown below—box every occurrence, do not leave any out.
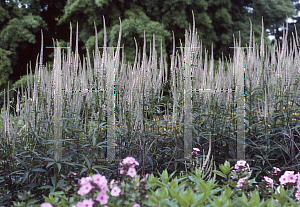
[41,157,145,207]
[275,170,300,201]
[236,177,251,188]
[231,160,252,190]
[41,203,53,207]
[74,174,112,206]
[234,160,250,172]
[232,160,300,202]
[119,156,139,178]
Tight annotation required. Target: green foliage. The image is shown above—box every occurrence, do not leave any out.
[86,4,171,64]
[252,0,296,28]
[0,14,47,54]
[13,162,300,206]
[58,0,296,64]
[0,48,13,92]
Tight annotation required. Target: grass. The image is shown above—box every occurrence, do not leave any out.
[0,16,300,206]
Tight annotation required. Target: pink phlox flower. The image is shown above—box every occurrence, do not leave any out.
[120,169,126,174]
[273,167,281,173]
[297,181,300,190]
[264,176,274,188]
[111,186,121,196]
[76,201,83,207]
[295,189,300,201]
[284,171,294,177]
[237,160,246,167]
[275,185,283,194]
[110,179,115,188]
[237,177,247,188]
[77,198,94,207]
[245,164,250,171]
[79,177,92,185]
[92,174,108,189]
[78,182,93,196]
[122,157,139,168]
[96,191,109,205]
[295,173,300,180]
[193,148,200,152]
[279,175,288,185]
[101,184,109,193]
[287,174,297,183]
[132,204,140,207]
[127,167,137,178]
[41,203,53,207]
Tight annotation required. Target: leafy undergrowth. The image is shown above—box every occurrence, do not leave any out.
[13,156,300,207]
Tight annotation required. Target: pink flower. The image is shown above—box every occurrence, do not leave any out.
[132,204,140,207]
[79,177,92,185]
[297,181,300,189]
[92,174,108,188]
[264,176,274,188]
[122,157,139,167]
[78,182,93,196]
[273,167,281,173]
[237,160,246,166]
[287,174,297,183]
[127,167,137,177]
[295,189,300,201]
[111,186,121,196]
[96,191,109,205]
[237,177,247,188]
[101,184,109,193]
[77,198,94,207]
[235,160,247,169]
[41,203,53,207]
[110,179,115,188]
[276,185,282,194]
[284,171,294,177]
[279,175,288,185]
